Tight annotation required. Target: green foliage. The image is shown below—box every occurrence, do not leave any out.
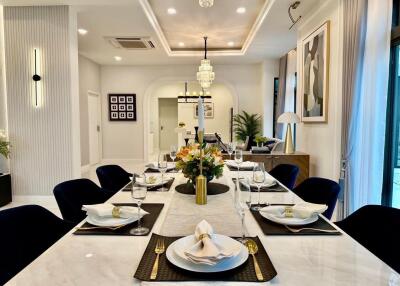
[0,141,10,158]
[233,111,262,142]
[255,136,268,144]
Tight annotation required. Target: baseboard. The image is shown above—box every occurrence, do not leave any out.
[81,164,90,174]
[12,195,55,203]
[100,158,145,164]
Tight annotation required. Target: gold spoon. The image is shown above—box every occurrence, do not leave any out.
[245,239,264,281]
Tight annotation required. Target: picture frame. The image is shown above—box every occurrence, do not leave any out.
[108,94,136,121]
[300,21,330,122]
[194,103,214,119]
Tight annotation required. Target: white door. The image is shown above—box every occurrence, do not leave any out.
[88,92,101,165]
[159,98,178,151]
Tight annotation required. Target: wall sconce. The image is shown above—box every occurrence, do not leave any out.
[32,48,42,108]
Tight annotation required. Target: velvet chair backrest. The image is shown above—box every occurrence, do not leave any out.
[96,165,132,193]
[0,205,72,285]
[53,178,109,224]
[269,164,299,189]
[292,177,340,219]
[335,205,400,273]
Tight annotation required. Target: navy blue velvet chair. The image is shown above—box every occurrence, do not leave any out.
[0,205,73,285]
[335,205,400,273]
[292,177,340,219]
[53,179,109,224]
[269,164,299,189]
[96,165,133,193]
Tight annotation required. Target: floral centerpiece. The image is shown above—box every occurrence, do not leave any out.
[176,144,224,184]
[0,129,10,159]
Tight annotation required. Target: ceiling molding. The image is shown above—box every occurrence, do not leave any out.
[139,0,275,57]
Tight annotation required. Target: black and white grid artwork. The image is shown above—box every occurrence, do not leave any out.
[109,94,136,121]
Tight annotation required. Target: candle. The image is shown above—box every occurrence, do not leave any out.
[198,97,205,131]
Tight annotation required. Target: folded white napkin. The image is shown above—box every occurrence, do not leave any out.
[146,162,174,169]
[184,220,236,265]
[240,176,276,188]
[260,202,328,219]
[225,160,255,169]
[82,203,149,219]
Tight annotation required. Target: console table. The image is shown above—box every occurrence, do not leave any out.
[222,151,310,187]
[0,173,12,207]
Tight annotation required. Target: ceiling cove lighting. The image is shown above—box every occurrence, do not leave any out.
[236,7,246,14]
[196,36,215,91]
[199,0,214,8]
[227,41,234,47]
[114,56,122,61]
[32,48,42,108]
[167,7,177,14]
[178,42,185,47]
[78,28,88,35]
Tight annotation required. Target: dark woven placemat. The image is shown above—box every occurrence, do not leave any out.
[232,178,288,193]
[144,168,178,173]
[251,204,341,235]
[175,182,230,195]
[227,165,255,171]
[74,203,164,236]
[134,233,277,282]
[122,178,175,192]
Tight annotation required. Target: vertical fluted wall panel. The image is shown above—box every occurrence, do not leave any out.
[4,6,74,195]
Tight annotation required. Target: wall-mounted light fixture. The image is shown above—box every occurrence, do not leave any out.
[32,48,42,108]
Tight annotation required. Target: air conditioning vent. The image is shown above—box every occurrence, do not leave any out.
[105,37,155,50]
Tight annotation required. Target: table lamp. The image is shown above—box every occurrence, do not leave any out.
[277,112,300,154]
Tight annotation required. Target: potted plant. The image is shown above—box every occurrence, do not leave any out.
[233,111,262,150]
[0,129,11,207]
[176,144,224,185]
[0,129,10,175]
[255,135,268,147]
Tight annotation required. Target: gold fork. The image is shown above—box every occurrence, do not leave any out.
[75,224,126,231]
[285,225,339,233]
[150,239,165,280]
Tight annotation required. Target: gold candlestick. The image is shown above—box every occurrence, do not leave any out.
[196,130,207,205]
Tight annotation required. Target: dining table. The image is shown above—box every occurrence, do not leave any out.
[6,166,400,286]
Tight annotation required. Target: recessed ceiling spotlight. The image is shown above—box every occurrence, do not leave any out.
[78,28,88,35]
[236,7,246,14]
[227,41,234,47]
[114,56,122,61]
[167,7,177,15]
[178,42,185,47]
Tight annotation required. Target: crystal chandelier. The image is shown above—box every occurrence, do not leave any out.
[199,0,214,8]
[197,37,215,90]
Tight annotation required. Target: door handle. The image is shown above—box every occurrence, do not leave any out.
[160,126,164,131]
[97,125,100,132]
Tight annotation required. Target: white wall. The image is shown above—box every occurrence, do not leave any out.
[0,6,8,173]
[100,64,274,161]
[261,59,280,137]
[3,6,81,195]
[79,54,101,166]
[296,0,343,180]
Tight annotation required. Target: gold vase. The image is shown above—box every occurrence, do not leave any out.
[195,130,207,205]
[284,124,295,154]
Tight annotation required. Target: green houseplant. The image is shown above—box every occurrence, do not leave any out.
[233,111,262,148]
[0,129,10,159]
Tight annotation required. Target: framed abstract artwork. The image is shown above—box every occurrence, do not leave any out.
[301,21,330,122]
[108,94,136,121]
[194,103,214,118]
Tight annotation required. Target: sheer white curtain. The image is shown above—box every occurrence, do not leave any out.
[346,0,392,214]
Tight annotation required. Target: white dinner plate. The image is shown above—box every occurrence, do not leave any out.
[135,176,171,187]
[146,162,175,172]
[259,209,319,226]
[166,234,248,273]
[86,214,139,227]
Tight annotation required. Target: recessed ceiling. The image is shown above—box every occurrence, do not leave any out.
[146,0,266,53]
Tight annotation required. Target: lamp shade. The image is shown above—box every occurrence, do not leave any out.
[277,112,300,124]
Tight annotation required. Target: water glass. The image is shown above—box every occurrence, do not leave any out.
[130,186,149,235]
[158,156,168,192]
[170,145,177,170]
[227,142,235,159]
[234,178,250,244]
[251,162,265,211]
[234,150,243,179]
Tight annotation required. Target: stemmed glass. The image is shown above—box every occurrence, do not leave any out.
[234,178,250,244]
[158,155,168,192]
[227,142,235,160]
[170,145,177,170]
[130,185,149,235]
[234,150,243,179]
[251,162,265,211]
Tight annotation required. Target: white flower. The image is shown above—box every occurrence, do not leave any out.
[0,129,7,141]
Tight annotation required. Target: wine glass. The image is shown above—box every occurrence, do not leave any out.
[158,155,168,192]
[234,150,243,179]
[130,185,149,235]
[170,145,177,170]
[251,162,265,211]
[234,178,250,244]
[227,142,235,160]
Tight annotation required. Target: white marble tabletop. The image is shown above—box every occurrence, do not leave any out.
[6,169,400,286]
